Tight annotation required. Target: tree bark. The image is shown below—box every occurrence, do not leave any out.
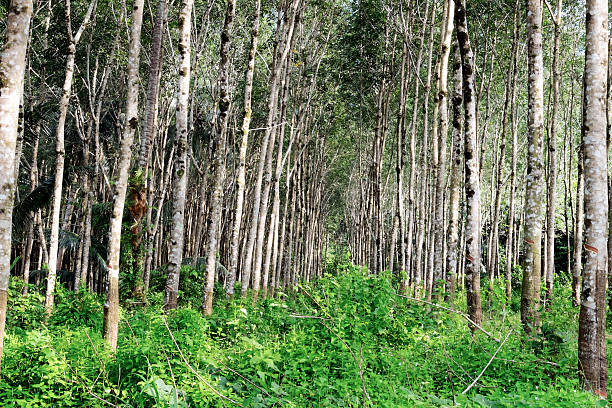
[164,0,194,311]
[505,0,520,302]
[545,0,562,304]
[455,0,482,326]
[202,0,236,315]
[226,0,261,298]
[433,0,454,300]
[520,0,545,334]
[578,0,608,395]
[103,0,145,349]
[446,44,462,301]
[404,0,431,293]
[45,0,95,313]
[0,0,32,367]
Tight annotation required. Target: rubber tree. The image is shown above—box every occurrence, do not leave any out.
[578,0,608,395]
[520,0,545,334]
[103,0,145,349]
[0,0,33,367]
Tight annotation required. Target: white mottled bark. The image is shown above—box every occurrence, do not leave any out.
[505,0,520,301]
[446,45,462,300]
[578,0,608,395]
[520,0,545,333]
[0,0,32,366]
[202,0,236,315]
[545,0,562,303]
[415,3,437,295]
[404,0,431,293]
[455,0,482,325]
[164,0,194,311]
[227,0,260,298]
[249,0,299,303]
[103,0,144,349]
[433,0,454,299]
[45,0,95,313]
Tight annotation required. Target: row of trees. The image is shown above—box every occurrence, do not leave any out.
[0,0,335,362]
[0,0,610,397]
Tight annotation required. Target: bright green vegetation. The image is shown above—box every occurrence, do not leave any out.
[0,264,605,407]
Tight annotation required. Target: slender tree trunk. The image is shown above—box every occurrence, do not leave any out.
[415,3,437,295]
[164,0,194,311]
[391,39,408,277]
[545,0,562,304]
[139,0,166,169]
[45,0,95,313]
[249,1,299,303]
[433,0,454,300]
[227,0,261,298]
[505,0,520,301]
[520,0,545,334]
[202,0,236,315]
[240,9,285,298]
[446,44,462,301]
[455,0,482,326]
[404,0,431,293]
[103,0,145,349]
[0,0,32,367]
[578,0,608,395]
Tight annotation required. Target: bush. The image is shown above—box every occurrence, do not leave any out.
[0,267,605,407]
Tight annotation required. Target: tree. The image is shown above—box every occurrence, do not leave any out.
[202,0,237,315]
[446,44,462,300]
[0,0,33,367]
[578,0,608,395]
[544,0,562,303]
[44,0,95,313]
[520,0,545,334]
[226,0,261,299]
[433,0,454,300]
[164,0,194,311]
[454,0,481,326]
[103,0,145,349]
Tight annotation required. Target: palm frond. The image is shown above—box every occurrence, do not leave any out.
[12,176,55,234]
[59,229,80,251]
[90,244,109,273]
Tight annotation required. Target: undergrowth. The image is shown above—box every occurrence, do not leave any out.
[0,264,607,407]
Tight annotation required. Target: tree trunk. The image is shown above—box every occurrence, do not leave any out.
[103,0,145,350]
[0,0,32,367]
[404,0,431,293]
[505,0,520,302]
[455,0,482,326]
[545,0,562,304]
[433,0,454,300]
[414,3,437,295]
[227,0,261,298]
[578,0,608,395]
[520,0,545,334]
[45,0,95,313]
[248,0,299,303]
[202,0,236,315]
[164,0,194,311]
[446,44,462,301]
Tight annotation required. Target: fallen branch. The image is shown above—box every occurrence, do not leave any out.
[289,314,331,320]
[161,346,180,406]
[397,294,500,342]
[217,360,271,398]
[162,317,245,407]
[462,330,513,394]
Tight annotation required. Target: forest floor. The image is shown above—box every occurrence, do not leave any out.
[0,263,609,407]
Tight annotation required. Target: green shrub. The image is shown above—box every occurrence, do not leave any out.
[0,266,605,407]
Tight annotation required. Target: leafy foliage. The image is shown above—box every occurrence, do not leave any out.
[1,266,604,407]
